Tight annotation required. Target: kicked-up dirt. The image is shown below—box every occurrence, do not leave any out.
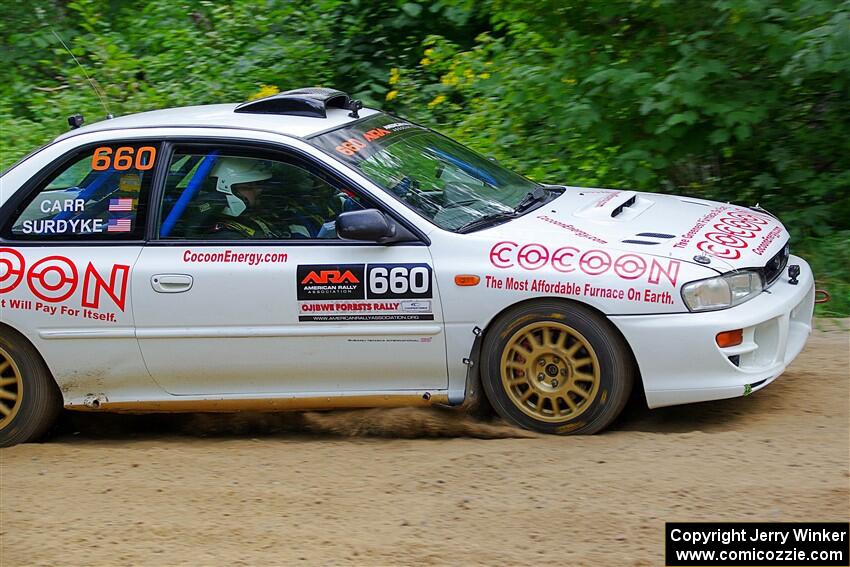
[1,323,848,566]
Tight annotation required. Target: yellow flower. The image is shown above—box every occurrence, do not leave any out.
[427,95,447,108]
[479,72,491,80]
[420,57,432,66]
[440,73,459,87]
[249,84,280,101]
[386,90,398,101]
[424,48,435,57]
[389,67,400,86]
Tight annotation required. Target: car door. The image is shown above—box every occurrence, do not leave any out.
[0,142,161,402]
[131,141,448,395]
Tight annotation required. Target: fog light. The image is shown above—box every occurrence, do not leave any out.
[716,329,743,348]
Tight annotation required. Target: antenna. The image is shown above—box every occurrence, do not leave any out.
[51,29,113,120]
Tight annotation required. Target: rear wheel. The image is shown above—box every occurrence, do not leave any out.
[0,331,62,447]
[480,301,634,435]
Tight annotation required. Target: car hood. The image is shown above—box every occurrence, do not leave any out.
[488,187,790,273]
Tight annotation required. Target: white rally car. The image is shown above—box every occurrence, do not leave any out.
[0,88,814,445]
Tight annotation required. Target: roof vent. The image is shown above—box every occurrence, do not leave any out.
[234,87,362,119]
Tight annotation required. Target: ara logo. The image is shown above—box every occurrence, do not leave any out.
[297,264,365,300]
[301,270,360,285]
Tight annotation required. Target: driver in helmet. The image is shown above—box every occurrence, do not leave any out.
[207,157,287,239]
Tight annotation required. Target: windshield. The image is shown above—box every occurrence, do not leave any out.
[309,113,541,231]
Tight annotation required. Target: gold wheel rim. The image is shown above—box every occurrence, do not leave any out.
[500,321,601,423]
[0,346,23,429]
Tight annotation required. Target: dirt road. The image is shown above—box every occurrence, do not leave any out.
[1,324,848,566]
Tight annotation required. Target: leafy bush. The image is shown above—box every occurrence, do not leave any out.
[1,0,846,314]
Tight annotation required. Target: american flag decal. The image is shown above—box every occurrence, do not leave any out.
[109,198,134,212]
[107,218,132,233]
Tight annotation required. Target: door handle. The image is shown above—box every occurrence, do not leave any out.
[151,274,193,293]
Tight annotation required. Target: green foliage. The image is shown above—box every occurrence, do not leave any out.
[0,0,847,314]
[796,232,850,317]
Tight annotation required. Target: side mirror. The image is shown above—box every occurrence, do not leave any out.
[336,209,416,244]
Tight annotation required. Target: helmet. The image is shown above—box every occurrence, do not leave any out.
[210,157,273,216]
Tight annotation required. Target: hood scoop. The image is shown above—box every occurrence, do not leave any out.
[611,194,637,217]
[622,232,676,245]
[635,232,676,239]
[574,190,654,221]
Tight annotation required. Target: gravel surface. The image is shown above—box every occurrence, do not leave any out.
[1,324,847,566]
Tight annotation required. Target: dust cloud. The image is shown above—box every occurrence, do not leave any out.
[57,406,537,440]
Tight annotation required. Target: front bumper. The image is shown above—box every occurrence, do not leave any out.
[610,255,815,408]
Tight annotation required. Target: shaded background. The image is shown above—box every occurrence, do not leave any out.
[1,0,847,314]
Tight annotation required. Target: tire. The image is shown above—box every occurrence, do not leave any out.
[480,301,634,435]
[0,330,62,447]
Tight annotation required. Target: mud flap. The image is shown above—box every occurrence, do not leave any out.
[457,327,491,418]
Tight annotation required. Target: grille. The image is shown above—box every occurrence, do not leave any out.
[763,241,790,287]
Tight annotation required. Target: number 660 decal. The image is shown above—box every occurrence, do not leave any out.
[91,146,157,171]
[367,263,432,299]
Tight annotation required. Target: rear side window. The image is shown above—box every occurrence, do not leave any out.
[5,143,158,240]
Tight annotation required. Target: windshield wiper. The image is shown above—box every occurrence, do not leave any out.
[456,187,554,234]
[455,211,518,234]
[513,186,548,213]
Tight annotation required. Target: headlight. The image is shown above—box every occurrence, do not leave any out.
[681,270,764,312]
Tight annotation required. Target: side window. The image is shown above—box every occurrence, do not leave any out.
[158,148,365,240]
[7,143,157,240]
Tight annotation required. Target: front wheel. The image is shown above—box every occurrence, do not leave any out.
[480,301,634,435]
[0,331,62,447]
